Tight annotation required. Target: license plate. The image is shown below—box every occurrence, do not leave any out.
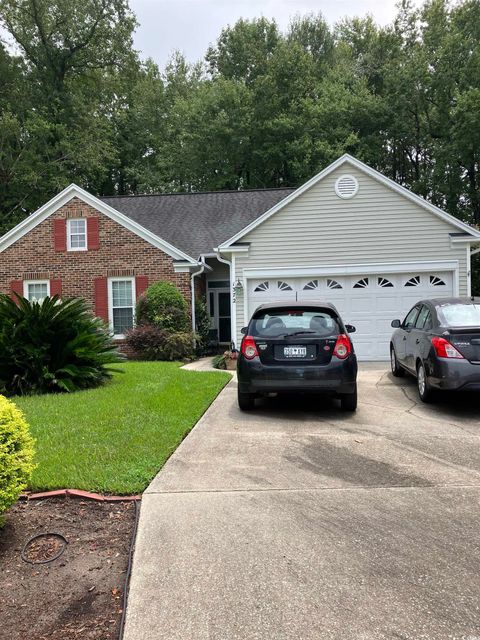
[283,346,307,358]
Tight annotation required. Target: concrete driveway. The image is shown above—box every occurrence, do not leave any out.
[123,365,480,640]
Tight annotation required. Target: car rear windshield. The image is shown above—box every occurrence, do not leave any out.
[437,303,480,327]
[249,308,340,338]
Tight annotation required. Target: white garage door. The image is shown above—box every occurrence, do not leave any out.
[247,271,454,360]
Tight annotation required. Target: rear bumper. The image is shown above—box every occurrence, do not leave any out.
[237,356,357,395]
[428,359,480,391]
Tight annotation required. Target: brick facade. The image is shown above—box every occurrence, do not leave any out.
[0,197,192,317]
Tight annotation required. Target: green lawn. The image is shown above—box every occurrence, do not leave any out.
[15,362,230,495]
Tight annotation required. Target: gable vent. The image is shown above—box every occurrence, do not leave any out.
[335,174,359,199]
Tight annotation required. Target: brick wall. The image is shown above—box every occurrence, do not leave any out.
[0,197,192,313]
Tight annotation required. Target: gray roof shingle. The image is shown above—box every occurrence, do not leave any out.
[101,188,295,259]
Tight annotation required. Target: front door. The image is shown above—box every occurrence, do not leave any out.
[208,288,231,343]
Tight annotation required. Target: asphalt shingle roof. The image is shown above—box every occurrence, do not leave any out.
[101,188,295,259]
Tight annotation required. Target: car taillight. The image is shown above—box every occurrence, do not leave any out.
[431,336,465,359]
[333,334,351,359]
[241,336,259,360]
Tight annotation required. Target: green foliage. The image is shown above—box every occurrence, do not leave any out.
[1,0,480,242]
[0,295,122,396]
[212,354,227,370]
[126,324,194,361]
[0,395,36,520]
[137,281,190,332]
[195,299,212,355]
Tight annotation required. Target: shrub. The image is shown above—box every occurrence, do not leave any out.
[160,332,195,361]
[195,298,211,355]
[0,395,36,522]
[136,281,189,332]
[0,294,123,396]
[125,324,169,360]
[126,324,194,361]
[212,354,227,369]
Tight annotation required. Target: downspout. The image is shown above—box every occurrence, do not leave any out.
[191,260,206,344]
[215,251,235,349]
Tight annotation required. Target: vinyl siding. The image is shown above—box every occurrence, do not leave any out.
[232,163,468,345]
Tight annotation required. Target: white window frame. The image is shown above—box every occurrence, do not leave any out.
[67,217,88,251]
[108,277,136,339]
[23,280,50,303]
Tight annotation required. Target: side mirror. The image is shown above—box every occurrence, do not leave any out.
[391,319,401,328]
[240,326,248,335]
[345,324,356,333]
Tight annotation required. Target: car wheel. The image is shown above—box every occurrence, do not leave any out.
[416,362,433,403]
[340,385,357,412]
[238,389,255,411]
[390,345,405,377]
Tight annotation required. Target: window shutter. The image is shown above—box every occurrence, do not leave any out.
[50,279,62,298]
[135,276,148,299]
[87,217,100,250]
[53,219,67,251]
[10,280,23,300]
[94,277,108,322]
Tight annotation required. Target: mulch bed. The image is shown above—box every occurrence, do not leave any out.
[0,498,137,640]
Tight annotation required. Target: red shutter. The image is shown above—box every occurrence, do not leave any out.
[87,217,100,250]
[135,276,148,299]
[94,277,108,322]
[50,279,62,298]
[53,219,67,251]
[10,280,23,300]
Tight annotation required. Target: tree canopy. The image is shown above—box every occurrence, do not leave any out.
[0,0,479,238]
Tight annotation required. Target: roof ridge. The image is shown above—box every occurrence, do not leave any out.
[101,186,296,199]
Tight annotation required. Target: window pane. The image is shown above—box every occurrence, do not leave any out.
[250,308,340,338]
[415,306,430,329]
[113,307,134,334]
[112,280,133,307]
[70,234,86,248]
[437,303,480,327]
[28,283,48,302]
[403,306,420,328]
[69,219,86,248]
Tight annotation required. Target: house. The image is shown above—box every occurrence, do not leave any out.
[1,154,479,361]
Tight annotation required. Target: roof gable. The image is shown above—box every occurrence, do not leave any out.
[218,155,480,249]
[0,184,199,263]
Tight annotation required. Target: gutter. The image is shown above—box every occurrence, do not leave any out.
[191,260,207,341]
[215,251,235,349]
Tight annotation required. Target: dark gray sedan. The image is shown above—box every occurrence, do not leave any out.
[390,297,480,401]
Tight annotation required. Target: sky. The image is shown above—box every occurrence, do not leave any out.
[130,0,408,68]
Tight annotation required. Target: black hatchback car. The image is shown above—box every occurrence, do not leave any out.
[237,302,358,411]
[390,297,480,402]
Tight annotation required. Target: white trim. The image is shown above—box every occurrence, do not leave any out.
[242,260,460,279]
[23,279,50,302]
[107,276,136,340]
[0,183,199,264]
[218,154,480,248]
[66,217,87,252]
[231,254,237,345]
[213,245,250,254]
[467,245,472,297]
[215,252,233,345]
[450,237,480,244]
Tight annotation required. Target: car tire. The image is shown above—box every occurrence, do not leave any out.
[390,345,405,377]
[340,385,357,412]
[416,362,434,403]
[238,389,255,411]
